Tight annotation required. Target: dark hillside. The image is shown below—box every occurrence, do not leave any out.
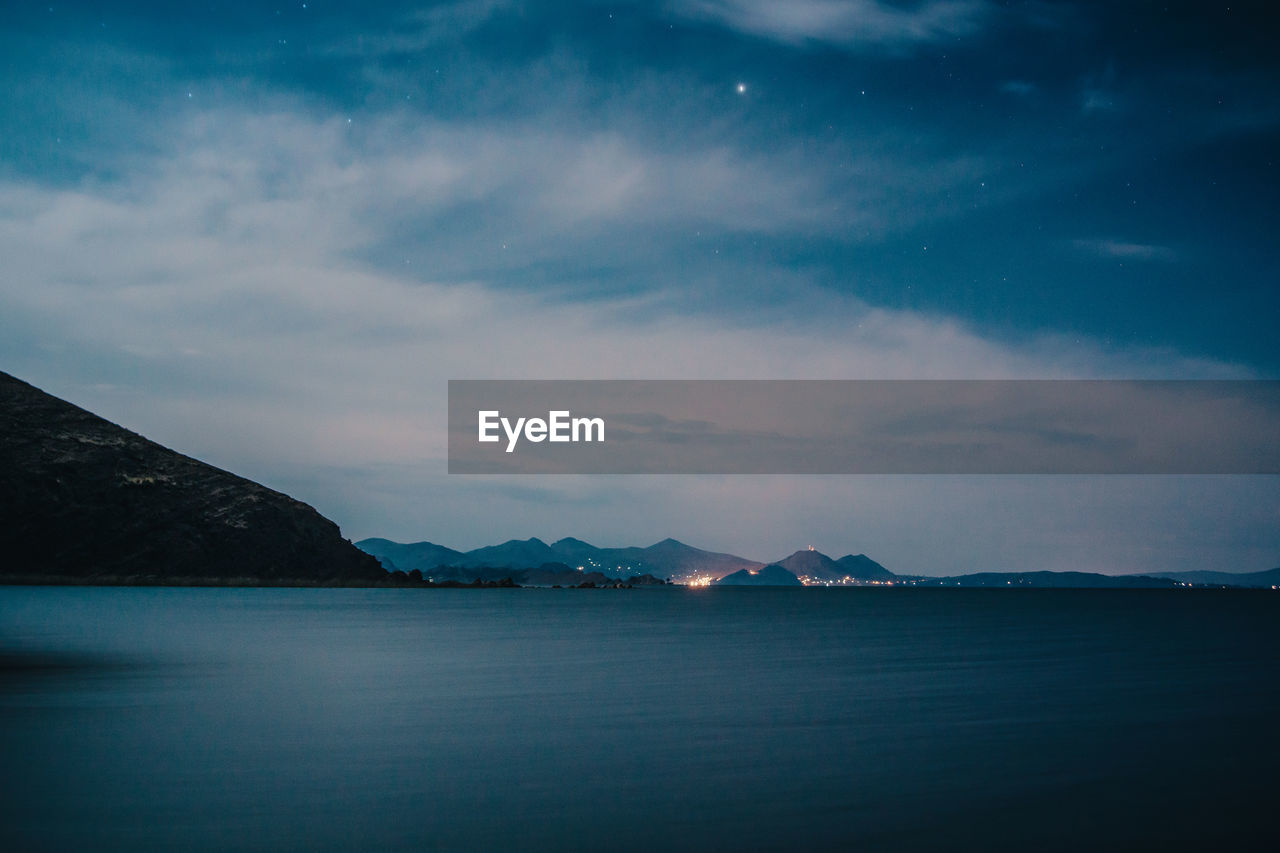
[0,371,382,583]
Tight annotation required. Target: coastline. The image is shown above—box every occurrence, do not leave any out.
[0,574,521,589]
[0,575,678,589]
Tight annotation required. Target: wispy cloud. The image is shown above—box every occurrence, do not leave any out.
[52,99,1024,292]
[999,80,1036,97]
[1081,89,1120,113]
[0,105,1239,470]
[667,0,993,49]
[1080,63,1122,114]
[0,103,1253,570]
[325,0,517,57]
[1073,239,1178,262]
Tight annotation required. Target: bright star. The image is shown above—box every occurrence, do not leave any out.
[736,83,746,94]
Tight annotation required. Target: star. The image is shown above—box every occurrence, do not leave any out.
[736,83,746,94]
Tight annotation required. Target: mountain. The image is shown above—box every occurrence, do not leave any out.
[922,572,1177,589]
[355,538,464,572]
[381,559,666,588]
[0,371,383,583]
[511,563,666,587]
[511,562,605,586]
[772,549,847,582]
[354,537,898,585]
[357,536,574,573]
[459,537,561,569]
[716,564,803,586]
[548,538,654,577]
[835,554,896,581]
[1124,567,1280,588]
[770,549,899,583]
[548,536,763,580]
[548,536,601,563]
[637,538,763,581]
[353,531,1266,591]
[354,535,764,581]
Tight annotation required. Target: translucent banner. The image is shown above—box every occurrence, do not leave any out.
[447,380,1280,474]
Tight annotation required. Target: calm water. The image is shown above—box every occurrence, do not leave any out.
[2,586,1278,852]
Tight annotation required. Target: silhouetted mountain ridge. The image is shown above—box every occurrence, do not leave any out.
[921,571,1178,589]
[835,553,895,581]
[357,536,1278,589]
[772,549,843,581]
[0,371,382,582]
[357,538,464,573]
[357,535,765,581]
[717,564,803,586]
[357,539,902,585]
[1122,567,1280,588]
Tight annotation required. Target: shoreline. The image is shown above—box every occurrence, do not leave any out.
[0,575,521,589]
[0,575,673,589]
[2,577,1271,591]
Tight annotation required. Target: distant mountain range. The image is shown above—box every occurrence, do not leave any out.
[712,550,897,587]
[357,538,897,586]
[917,571,1178,589]
[1122,567,1280,589]
[357,535,760,582]
[772,549,896,583]
[0,371,382,583]
[355,537,899,586]
[358,536,1278,590]
[914,568,1280,589]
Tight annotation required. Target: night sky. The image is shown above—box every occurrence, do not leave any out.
[2,1,1277,573]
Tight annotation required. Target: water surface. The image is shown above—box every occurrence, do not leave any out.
[2,586,1277,851]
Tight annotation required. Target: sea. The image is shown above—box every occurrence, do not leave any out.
[2,586,1277,852]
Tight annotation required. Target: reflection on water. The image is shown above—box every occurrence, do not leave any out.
[2,586,1278,852]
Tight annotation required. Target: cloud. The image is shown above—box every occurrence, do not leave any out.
[999,80,1036,97]
[667,0,993,49]
[40,96,1033,293]
[3,3,1277,576]
[1081,89,1120,113]
[324,0,516,57]
[0,100,1264,574]
[1072,239,1178,262]
[1080,63,1123,114]
[0,106,1241,469]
